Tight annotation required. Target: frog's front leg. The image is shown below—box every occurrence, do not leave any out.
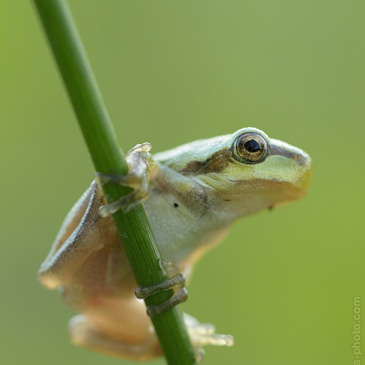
[96,142,158,216]
[96,142,206,217]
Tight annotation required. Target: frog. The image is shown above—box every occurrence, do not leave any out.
[38,127,312,362]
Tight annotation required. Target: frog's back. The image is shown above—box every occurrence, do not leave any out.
[153,134,232,172]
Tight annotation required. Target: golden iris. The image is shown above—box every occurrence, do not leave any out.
[234,133,267,164]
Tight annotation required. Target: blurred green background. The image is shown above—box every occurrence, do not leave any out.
[1,1,364,364]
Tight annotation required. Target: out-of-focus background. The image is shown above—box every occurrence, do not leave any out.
[1,1,364,364]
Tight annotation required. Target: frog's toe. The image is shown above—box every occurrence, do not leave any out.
[190,331,234,347]
[98,187,149,216]
[135,274,188,317]
[96,169,150,216]
[195,347,205,363]
[95,170,148,192]
[183,313,234,362]
[125,142,152,157]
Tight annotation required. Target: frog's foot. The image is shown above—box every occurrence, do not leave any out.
[184,313,234,363]
[96,142,158,216]
[69,315,161,361]
[159,259,193,286]
[135,273,188,318]
[159,258,179,272]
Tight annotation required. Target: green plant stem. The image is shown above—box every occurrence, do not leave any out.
[32,1,195,364]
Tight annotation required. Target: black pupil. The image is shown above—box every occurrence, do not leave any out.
[244,139,261,153]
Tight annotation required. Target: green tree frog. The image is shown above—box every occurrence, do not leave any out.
[38,127,312,361]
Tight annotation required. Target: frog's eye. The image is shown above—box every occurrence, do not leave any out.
[234,132,268,164]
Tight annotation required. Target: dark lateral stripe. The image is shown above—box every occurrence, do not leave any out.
[179,148,230,175]
[180,143,305,176]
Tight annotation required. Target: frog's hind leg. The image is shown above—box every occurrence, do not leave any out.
[184,313,234,362]
[69,315,161,361]
[38,181,113,289]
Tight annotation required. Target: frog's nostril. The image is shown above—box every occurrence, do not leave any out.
[296,152,311,167]
[297,154,306,165]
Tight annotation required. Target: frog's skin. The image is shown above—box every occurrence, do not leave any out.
[38,127,312,361]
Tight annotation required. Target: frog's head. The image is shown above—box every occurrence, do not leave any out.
[195,127,312,218]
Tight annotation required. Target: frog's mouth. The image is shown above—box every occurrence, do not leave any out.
[229,169,312,207]
[230,161,312,200]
